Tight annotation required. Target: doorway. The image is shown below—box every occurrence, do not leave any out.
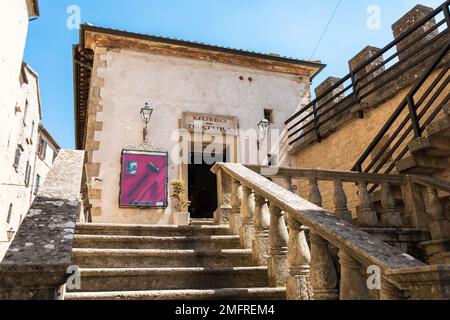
[188,149,227,219]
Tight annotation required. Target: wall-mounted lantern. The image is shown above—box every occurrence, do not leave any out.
[140,102,154,143]
[257,118,271,149]
[7,228,15,242]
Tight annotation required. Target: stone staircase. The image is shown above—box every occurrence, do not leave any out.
[396,97,450,175]
[64,221,285,300]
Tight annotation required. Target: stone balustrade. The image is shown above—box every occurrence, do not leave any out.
[0,150,87,300]
[212,162,450,300]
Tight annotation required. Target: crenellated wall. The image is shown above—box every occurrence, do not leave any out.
[291,4,450,216]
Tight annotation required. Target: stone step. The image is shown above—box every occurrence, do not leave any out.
[425,116,450,139]
[408,136,450,157]
[68,266,269,292]
[395,155,449,175]
[65,287,286,300]
[73,234,241,250]
[190,218,216,226]
[72,248,254,268]
[75,223,231,237]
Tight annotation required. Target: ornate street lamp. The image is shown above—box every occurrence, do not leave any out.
[140,102,154,143]
[258,118,270,138]
[7,228,15,242]
[257,118,271,150]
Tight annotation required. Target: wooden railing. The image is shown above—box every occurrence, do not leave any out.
[285,1,450,147]
[212,163,450,300]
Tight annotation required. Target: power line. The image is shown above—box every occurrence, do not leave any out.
[310,0,342,59]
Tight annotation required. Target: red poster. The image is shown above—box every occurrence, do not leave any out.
[119,150,168,208]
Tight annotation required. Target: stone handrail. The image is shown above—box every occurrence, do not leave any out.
[246,165,405,184]
[0,150,86,300]
[246,164,405,228]
[212,163,450,300]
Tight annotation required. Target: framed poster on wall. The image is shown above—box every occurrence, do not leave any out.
[119,150,169,208]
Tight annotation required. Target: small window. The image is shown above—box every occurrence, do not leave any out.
[30,121,35,144]
[13,146,22,170]
[6,204,13,224]
[24,161,31,187]
[34,174,40,195]
[38,137,47,160]
[23,100,29,124]
[264,109,274,123]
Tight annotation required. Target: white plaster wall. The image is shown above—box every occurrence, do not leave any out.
[0,0,29,169]
[91,48,311,224]
[0,67,41,260]
[33,132,58,194]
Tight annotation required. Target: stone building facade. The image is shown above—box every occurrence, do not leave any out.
[0,0,58,260]
[0,64,42,259]
[74,25,324,225]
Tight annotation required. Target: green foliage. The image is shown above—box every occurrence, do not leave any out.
[170,179,191,211]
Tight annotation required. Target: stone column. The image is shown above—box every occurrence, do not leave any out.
[380,183,403,228]
[315,77,345,132]
[240,186,255,249]
[252,195,270,265]
[357,182,379,227]
[286,214,313,300]
[333,179,352,222]
[309,232,338,300]
[268,203,289,287]
[380,278,404,300]
[338,250,370,300]
[348,46,385,108]
[230,179,242,235]
[421,187,450,264]
[214,170,232,225]
[392,5,438,61]
[308,177,322,207]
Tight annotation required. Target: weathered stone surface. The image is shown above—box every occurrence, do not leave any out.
[214,163,425,272]
[0,150,86,300]
[65,287,286,300]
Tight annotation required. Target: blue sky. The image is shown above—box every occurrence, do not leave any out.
[24,0,444,149]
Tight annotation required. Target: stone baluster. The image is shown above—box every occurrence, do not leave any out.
[286,214,313,300]
[281,176,293,192]
[214,170,232,225]
[333,179,352,222]
[252,195,270,265]
[240,186,255,248]
[426,187,450,241]
[380,278,404,300]
[230,179,242,235]
[357,182,379,227]
[308,177,322,207]
[268,203,289,287]
[421,187,450,264]
[309,232,338,300]
[380,183,403,228]
[338,250,370,300]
